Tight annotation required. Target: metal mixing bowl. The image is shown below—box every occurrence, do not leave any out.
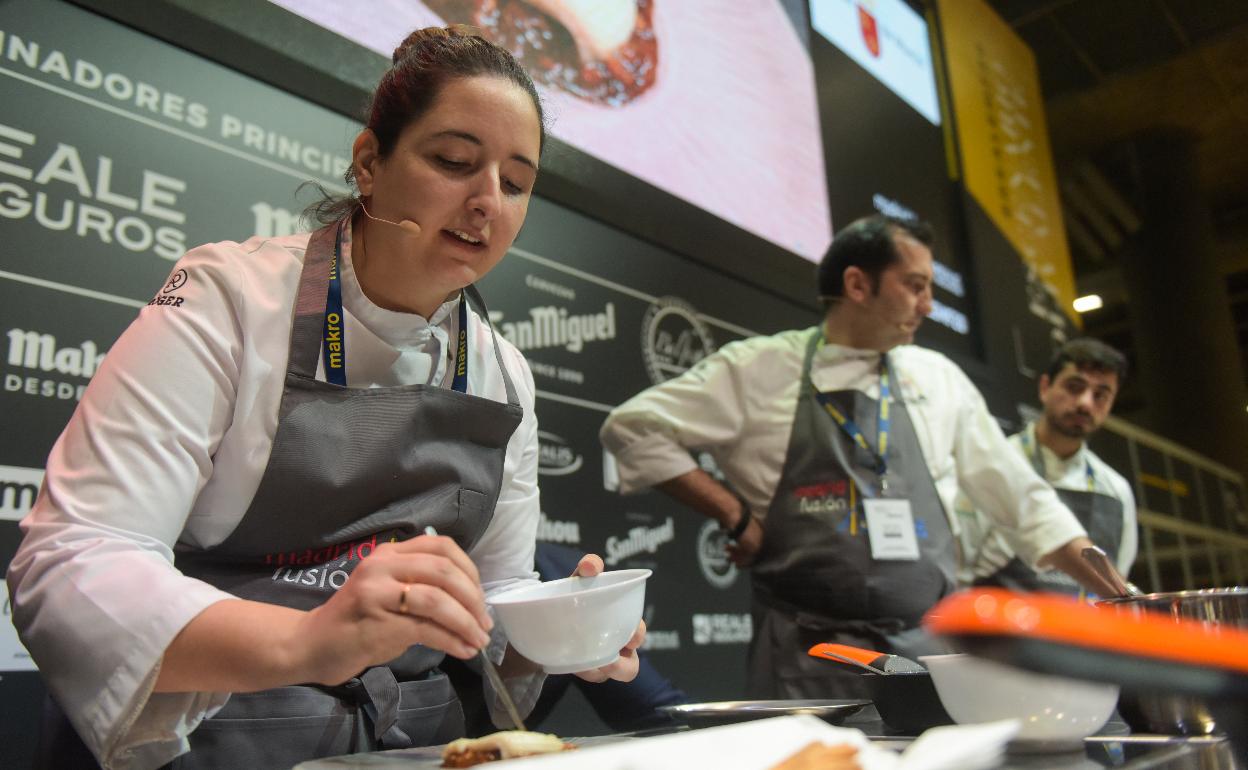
[1098,587,1248,735]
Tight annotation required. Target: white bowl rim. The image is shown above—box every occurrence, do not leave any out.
[487,568,653,607]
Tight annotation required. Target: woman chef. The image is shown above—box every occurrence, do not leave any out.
[8,26,642,770]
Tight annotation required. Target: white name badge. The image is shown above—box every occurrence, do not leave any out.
[863,498,921,561]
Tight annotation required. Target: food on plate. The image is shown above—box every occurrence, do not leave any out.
[441,730,576,767]
[424,0,658,106]
[767,740,860,770]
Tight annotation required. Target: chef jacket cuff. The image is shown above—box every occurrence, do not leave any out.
[97,587,235,769]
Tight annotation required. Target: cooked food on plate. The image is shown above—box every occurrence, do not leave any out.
[767,740,861,770]
[424,0,658,106]
[441,730,576,767]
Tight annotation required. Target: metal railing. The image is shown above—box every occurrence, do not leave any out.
[1102,415,1248,591]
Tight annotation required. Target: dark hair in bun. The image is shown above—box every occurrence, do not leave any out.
[305,25,545,225]
[373,25,546,157]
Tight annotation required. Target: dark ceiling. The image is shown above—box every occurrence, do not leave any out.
[985,0,1248,396]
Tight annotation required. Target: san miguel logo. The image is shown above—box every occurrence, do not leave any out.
[537,431,583,476]
[858,1,881,58]
[640,297,715,385]
[604,517,675,566]
[493,302,617,353]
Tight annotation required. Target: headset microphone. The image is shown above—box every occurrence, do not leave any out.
[359,201,421,235]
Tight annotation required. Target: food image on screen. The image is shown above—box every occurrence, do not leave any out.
[425,0,657,107]
[267,0,832,261]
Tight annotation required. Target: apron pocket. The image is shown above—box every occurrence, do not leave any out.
[458,488,487,520]
[394,678,465,747]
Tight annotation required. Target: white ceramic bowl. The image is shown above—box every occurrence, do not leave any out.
[920,653,1119,744]
[488,569,651,674]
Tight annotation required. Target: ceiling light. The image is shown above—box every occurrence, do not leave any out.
[1073,294,1103,313]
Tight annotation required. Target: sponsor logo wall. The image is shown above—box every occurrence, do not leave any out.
[0,0,816,737]
[480,195,816,698]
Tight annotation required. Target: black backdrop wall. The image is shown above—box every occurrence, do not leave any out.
[0,0,1079,762]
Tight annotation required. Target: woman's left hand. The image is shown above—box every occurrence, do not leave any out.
[569,553,646,683]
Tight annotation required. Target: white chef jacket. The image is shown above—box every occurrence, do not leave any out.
[957,421,1138,583]
[600,328,1087,567]
[7,224,542,770]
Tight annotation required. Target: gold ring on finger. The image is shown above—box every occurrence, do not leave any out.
[398,583,411,615]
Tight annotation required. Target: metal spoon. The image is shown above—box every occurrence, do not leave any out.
[423,526,527,730]
[1082,546,1144,597]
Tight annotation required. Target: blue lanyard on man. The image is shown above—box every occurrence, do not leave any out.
[812,341,892,496]
[322,221,469,392]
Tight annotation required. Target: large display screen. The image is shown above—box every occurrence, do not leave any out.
[267,0,833,262]
[811,0,941,125]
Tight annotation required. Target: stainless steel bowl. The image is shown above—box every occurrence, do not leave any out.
[1098,587,1248,735]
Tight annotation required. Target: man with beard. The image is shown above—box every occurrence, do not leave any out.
[958,338,1136,592]
[600,215,1125,699]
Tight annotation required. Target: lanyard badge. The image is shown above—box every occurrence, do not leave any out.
[322,220,469,391]
[812,352,892,495]
[812,348,920,560]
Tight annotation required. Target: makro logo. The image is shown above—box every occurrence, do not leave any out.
[252,201,301,238]
[692,613,752,645]
[537,431,583,476]
[5,328,106,401]
[696,519,739,589]
[604,517,675,566]
[493,302,616,353]
[0,465,43,521]
[640,297,715,384]
[536,512,581,545]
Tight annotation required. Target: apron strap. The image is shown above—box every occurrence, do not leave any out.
[463,284,519,408]
[288,221,339,381]
[286,221,520,410]
[320,667,414,747]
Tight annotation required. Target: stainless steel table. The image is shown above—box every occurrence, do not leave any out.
[295,706,1240,769]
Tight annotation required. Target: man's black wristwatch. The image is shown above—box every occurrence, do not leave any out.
[725,508,752,541]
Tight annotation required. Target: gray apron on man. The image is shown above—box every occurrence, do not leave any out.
[976,428,1123,594]
[37,219,524,770]
[748,331,955,700]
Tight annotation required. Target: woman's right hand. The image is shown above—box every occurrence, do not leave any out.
[294,533,493,686]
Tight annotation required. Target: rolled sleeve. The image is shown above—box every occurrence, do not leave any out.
[949,376,1087,567]
[601,345,752,495]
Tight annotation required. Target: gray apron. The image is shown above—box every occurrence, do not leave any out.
[747,331,955,700]
[39,219,524,770]
[976,428,1124,595]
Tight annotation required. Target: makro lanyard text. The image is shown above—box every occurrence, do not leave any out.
[322,222,469,392]
[1022,427,1094,492]
[812,340,892,495]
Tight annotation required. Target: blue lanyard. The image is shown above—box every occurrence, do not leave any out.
[321,222,469,392]
[812,345,892,491]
